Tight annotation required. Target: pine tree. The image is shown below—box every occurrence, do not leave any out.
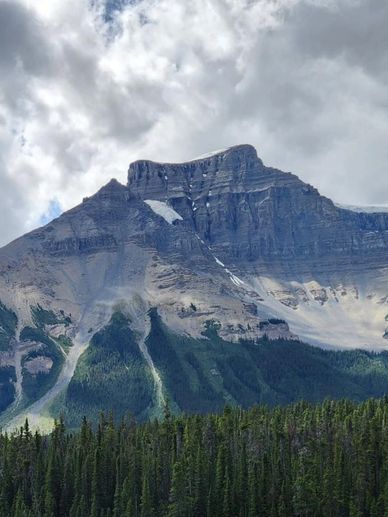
[140,471,154,517]
[222,466,231,517]
[168,459,190,517]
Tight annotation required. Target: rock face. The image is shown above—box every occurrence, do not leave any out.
[1,143,388,428]
[128,144,388,275]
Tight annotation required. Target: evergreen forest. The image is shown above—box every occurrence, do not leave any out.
[2,398,388,516]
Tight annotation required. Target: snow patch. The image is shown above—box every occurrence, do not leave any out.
[195,234,205,245]
[195,236,247,290]
[145,200,183,224]
[335,203,388,213]
[191,147,231,161]
[214,256,246,287]
[227,272,245,287]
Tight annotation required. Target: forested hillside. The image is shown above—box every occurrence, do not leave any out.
[2,398,388,516]
[60,309,388,426]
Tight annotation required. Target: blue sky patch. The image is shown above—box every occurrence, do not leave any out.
[40,199,62,226]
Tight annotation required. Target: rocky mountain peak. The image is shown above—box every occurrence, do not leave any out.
[91,177,127,200]
[191,143,259,161]
[128,143,260,174]
[126,144,269,200]
[126,144,388,275]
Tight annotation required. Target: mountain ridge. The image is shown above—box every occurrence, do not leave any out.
[128,144,388,272]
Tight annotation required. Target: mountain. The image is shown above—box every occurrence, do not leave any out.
[1,144,388,430]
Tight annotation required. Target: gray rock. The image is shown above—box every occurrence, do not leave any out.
[128,144,388,276]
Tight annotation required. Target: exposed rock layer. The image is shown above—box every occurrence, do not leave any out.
[128,145,388,276]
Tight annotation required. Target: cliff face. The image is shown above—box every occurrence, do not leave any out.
[128,144,388,275]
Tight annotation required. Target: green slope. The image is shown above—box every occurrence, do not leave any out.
[0,303,18,412]
[146,309,388,412]
[0,302,17,352]
[63,313,155,427]
[57,308,388,426]
[20,326,65,403]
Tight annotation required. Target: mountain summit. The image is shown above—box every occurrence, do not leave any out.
[1,145,388,429]
[129,144,388,271]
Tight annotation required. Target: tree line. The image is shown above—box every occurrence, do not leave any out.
[2,397,388,516]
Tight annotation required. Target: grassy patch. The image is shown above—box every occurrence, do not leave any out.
[0,366,16,412]
[54,334,73,353]
[31,305,72,329]
[20,327,64,402]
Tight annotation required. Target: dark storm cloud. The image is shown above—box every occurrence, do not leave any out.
[290,0,388,79]
[0,1,54,245]
[0,1,51,75]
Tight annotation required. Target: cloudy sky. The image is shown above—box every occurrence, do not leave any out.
[0,0,387,246]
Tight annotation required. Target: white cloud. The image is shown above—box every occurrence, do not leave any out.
[0,0,387,246]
